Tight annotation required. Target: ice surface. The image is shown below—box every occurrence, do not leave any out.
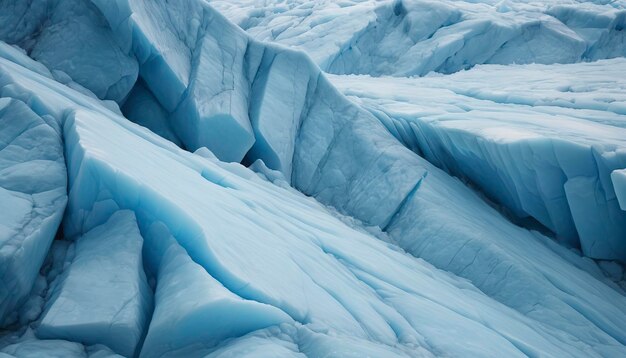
[246,49,313,179]
[37,211,151,357]
[0,98,66,327]
[62,102,626,357]
[0,5,623,354]
[91,0,255,162]
[121,80,182,147]
[330,59,626,260]
[613,169,626,210]
[0,327,122,357]
[0,43,52,79]
[0,0,138,103]
[0,0,625,356]
[213,0,626,76]
[140,233,291,358]
[1,338,122,358]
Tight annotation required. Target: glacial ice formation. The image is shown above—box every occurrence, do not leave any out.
[0,0,624,356]
[140,232,291,358]
[614,169,626,210]
[0,0,138,103]
[91,0,256,162]
[61,92,626,357]
[0,98,66,327]
[330,60,626,260]
[213,0,626,76]
[37,211,151,357]
[1,334,122,358]
[0,41,621,354]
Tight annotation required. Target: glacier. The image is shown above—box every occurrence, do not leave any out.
[213,0,626,76]
[330,59,626,260]
[0,0,624,357]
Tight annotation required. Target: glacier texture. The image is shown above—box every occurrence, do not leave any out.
[0,0,138,103]
[213,0,626,76]
[331,59,626,260]
[0,0,624,357]
[0,97,66,327]
[37,211,151,357]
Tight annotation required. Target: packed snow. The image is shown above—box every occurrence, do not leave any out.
[0,0,624,357]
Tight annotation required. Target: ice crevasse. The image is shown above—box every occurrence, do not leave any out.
[0,0,624,357]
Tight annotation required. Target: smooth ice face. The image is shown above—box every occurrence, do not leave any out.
[37,211,152,357]
[213,0,626,76]
[0,98,66,327]
[330,59,626,261]
[246,49,313,180]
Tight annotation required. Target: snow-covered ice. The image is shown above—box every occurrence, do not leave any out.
[330,59,626,260]
[62,90,626,357]
[213,0,626,76]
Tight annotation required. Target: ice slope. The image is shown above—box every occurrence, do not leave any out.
[330,59,626,261]
[1,32,626,356]
[62,100,626,357]
[0,98,66,327]
[37,211,151,357]
[212,0,626,76]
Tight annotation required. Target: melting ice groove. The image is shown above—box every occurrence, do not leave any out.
[0,0,624,357]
